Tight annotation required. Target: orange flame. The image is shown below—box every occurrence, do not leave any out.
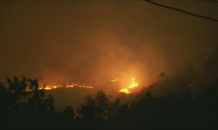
[44,86,52,90]
[128,78,138,89]
[119,77,138,94]
[37,83,94,91]
[66,85,74,88]
[24,82,94,92]
[119,88,131,94]
[87,86,93,88]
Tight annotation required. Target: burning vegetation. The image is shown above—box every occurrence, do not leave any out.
[29,77,139,95]
[118,78,139,94]
[1,45,218,130]
[31,83,94,91]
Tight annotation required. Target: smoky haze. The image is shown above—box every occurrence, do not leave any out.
[0,1,218,96]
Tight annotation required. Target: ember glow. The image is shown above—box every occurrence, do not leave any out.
[118,77,139,94]
[33,83,94,91]
[44,86,52,90]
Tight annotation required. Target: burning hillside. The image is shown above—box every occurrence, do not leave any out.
[28,77,141,94]
[25,83,94,92]
[118,78,139,94]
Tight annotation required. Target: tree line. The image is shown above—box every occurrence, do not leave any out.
[1,76,218,129]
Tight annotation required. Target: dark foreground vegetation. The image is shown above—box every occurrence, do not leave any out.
[1,76,218,129]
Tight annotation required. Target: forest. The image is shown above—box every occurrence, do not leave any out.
[1,73,218,129]
[1,44,218,130]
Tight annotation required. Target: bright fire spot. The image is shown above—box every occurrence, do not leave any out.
[119,78,138,94]
[23,79,96,92]
[87,86,93,89]
[119,88,131,94]
[24,82,94,92]
[40,83,93,90]
[66,85,74,88]
[128,78,138,88]
[44,86,52,90]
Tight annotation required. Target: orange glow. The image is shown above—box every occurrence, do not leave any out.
[87,86,93,88]
[38,87,43,90]
[44,86,52,90]
[36,82,94,91]
[26,89,31,92]
[23,82,94,92]
[128,78,138,88]
[66,85,74,88]
[111,79,117,82]
[119,77,138,94]
[119,88,131,94]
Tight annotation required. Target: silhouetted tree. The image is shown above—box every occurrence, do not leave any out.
[77,93,97,120]
[95,90,109,119]
[159,72,165,78]
[116,104,129,120]
[77,90,109,120]
[2,75,218,129]
[0,76,59,129]
[64,105,75,119]
[115,104,130,129]
[107,97,121,119]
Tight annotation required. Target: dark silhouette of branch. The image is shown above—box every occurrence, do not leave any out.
[144,0,218,23]
[205,0,218,3]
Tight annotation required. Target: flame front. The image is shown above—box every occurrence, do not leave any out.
[35,83,94,91]
[44,86,52,90]
[128,78,138,88]
[118,78,138,94]
[119,88,131,94]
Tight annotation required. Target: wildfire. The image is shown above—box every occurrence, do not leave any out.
[23,82,94,92]
[66,85,74,88]
[118,77,138,94]
[52,85,62,89]
[44,86,52,90]
[119,88,131,94]
[34,83,94,91]
[128,78,138,88]
[87,86,93,88]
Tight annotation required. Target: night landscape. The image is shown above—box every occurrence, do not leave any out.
[1,1,218,129]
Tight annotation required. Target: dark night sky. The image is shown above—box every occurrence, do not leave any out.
[0,1,218,94]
